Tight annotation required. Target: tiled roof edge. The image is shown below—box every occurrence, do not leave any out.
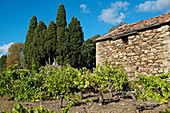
[96,13,170,42]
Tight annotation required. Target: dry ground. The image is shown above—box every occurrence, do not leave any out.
[0,92,170,113]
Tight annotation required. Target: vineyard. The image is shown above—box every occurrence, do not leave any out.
[0,60,170,113]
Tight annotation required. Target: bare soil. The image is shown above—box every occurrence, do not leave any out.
[0,92,170,113]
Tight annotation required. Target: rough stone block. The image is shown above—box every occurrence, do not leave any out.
[142,58,147,61]
[136,62,140,65]
[155,60,163,63]
[141,62,146,65]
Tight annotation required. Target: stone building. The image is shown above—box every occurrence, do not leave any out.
[96,13,170,80]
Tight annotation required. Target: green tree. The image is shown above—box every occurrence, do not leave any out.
[56,4,67,65]
[0,55,7,72]
[67,16,84,68]
[24,16,37,69]
[6,43,24,68]
[81,34,100,69]
[32,21,47,69]
[45,21,57,65]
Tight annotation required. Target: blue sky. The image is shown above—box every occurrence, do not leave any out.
[0,0,170,57]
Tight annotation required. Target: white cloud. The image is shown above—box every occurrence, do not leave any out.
[0,42,14,55]
[80,4,91,14]
[0,54,3,58]
[137,0,170,12]
[98,1,129,24]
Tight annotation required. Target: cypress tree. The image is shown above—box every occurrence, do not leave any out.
[67,16,84,68]
[56,4,67,65]
[45,21,57,65]
[32,21,47,69]
[24,16,37,69]
[81,34,100,69]
[0,55,7,72]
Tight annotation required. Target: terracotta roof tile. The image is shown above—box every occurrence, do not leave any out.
[96,13,170,41]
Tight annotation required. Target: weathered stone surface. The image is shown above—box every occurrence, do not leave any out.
[160,32,170,38]
[96,24,170,81]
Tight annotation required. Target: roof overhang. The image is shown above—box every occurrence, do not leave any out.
[96,20,170,42]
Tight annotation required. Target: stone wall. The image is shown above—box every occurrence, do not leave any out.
[96,24,170,80]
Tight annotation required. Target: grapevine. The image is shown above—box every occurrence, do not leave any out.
[0,62,170,112]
